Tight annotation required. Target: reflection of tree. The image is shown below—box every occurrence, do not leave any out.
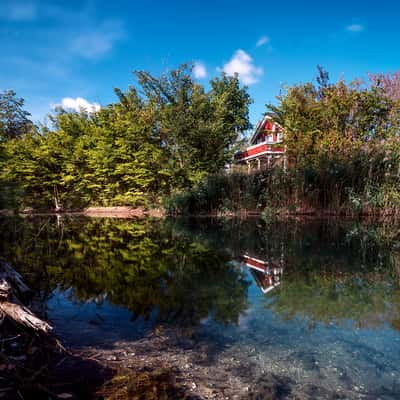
[0,217,250,329]
[1,216,400,331]
[258,223,400,330]
[267,268,400,329]
[168,218,400,330]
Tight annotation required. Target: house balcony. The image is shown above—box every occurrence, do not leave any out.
[234,140,285,163]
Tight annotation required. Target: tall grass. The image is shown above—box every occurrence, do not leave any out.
[165,144,400,217]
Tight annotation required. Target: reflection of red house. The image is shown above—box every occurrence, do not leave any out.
[234,114,286,171]
[242,254,283,294]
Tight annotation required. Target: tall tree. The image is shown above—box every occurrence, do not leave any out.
[0,65,253,209]
[134,64,251,186]
[0,90,33,140]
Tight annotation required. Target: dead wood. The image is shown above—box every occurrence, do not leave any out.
[0,260,31,298]
[0,301,52,334]
[0,260,52,334]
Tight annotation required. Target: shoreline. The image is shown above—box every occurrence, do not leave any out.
[1,205,399,221]
[0,206,165,219]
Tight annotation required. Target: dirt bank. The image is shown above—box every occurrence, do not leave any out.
[0,207,165,219]
[82,206,165,218]
[2,205,398,221]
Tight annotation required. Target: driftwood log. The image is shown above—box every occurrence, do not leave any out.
[0,260,53,334]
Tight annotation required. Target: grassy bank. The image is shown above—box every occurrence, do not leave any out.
[164,163,400,219]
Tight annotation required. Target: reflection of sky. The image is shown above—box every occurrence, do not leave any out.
[47,288,156,347]
[200,270,400,397]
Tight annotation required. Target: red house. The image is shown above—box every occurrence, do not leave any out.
[234,114,286,171]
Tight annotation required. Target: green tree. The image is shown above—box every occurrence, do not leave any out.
[0,90,33,140]
[0,90,35,207]
[135,64,251,186]
[1,65,252,209]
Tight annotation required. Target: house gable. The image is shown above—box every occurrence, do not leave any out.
[250,114,283,145]
[233,113,285,167]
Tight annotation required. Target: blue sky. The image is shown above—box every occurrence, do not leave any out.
[1,0,400,126]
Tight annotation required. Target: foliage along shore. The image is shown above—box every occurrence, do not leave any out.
[166,67,400,219]
[1,203,398,219]
[0,64,251,212]
[1,65,400,216]
[165,168,400,220]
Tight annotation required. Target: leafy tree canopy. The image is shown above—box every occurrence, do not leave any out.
[0,64,252,209]
[0,89,33,140]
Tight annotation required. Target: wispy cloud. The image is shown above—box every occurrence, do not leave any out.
[2,2,125,122]
[7,55,69,81]
[70,20,125,60]
[222,49,263,85]
[0,1,37,21]
[256,35,269,47]
[346,24,364,33]
[56,97,101,113]
[193,62,207,79]
[2,2,125,61]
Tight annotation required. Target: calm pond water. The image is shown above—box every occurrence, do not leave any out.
[1,216,400,398]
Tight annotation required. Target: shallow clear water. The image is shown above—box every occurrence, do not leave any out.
[1,216,400,398]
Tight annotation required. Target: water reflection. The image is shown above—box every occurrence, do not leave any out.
[241,254,283,294]
[1,216,400,397]
[0,216,250,335]
[1,216,400,333]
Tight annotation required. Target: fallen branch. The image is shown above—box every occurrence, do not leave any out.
[0,260,53,334]
[0,302,52,334]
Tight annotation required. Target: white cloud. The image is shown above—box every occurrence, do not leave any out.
[346,24,364,32]
[193,62,207,79]
[70,20,124,59]
[0,1,37,21]
[57,97,101,113]
[222,49,263,85]
[256,35,270,47]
